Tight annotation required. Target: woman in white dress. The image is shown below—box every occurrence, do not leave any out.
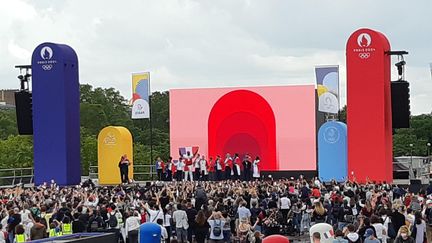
[252,156,261,179]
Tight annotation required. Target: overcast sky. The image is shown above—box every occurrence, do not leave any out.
[1,0,431,114]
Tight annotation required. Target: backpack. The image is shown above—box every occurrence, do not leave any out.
[108,213,118,228]
[212,220,222,237]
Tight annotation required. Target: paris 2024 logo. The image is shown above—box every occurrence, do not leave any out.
[353,33,375,60]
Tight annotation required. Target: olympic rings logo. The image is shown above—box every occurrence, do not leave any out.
[358,53,370,59]
[42,64,53,71]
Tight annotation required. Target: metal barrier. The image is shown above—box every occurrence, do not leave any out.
[89,164,156,182]
[0,167,34,187]
[30,232,116,243]
[0,164,156,187]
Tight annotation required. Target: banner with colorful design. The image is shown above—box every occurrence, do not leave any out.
[132,72,150,119]
[315,66,339,114]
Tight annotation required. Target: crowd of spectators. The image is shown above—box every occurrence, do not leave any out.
[0,176,432,243]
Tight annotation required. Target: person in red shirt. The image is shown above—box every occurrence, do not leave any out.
[183,151,194,181]
[207,157,215,181]
[311,186,321,198]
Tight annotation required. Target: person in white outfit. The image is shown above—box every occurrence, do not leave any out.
[199,155,208,181]
[125,211,141,243]
[183,152,194,182]
[252,156,261,179]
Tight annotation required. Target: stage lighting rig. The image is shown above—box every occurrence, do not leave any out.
[386,51,408,81]
[15,65,32,91]
[395,60,406,76]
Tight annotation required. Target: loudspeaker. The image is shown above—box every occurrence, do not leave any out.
[408,179,422,194]
[391,80,410,128]
[14,91,33,135]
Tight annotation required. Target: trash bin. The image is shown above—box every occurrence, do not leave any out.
[139,222,161,243]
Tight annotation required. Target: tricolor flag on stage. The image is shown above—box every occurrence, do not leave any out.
[179,146,199,156]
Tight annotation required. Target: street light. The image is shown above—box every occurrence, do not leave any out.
[427,142,431,162]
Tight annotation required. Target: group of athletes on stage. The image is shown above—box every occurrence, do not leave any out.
[154,152,262,182]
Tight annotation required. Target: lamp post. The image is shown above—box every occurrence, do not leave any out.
[409,143,414,179]
[427,142,431,161]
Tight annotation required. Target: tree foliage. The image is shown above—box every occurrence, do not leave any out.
[0,109,18,139]
[393,114,432,156]
[338,105,431,157]
[0,85,429,174]
[0,84,170,175]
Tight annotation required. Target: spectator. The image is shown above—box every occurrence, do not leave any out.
[333,229,348,243]
[156,218,168,242]
[0,224,6,243]
[7,208,21,243]
[162,208,172,243]
[194,210,210,243]
[344,224,360,243]
[395,225,414,243]
[14,224,26,243]
[125,211,140,243]
[371,215,387,242]
[364,228,380,243]
[392,204,406,234]
[30,216,46,240]
[411,211,426,243]
[312,232,321,243]
[0,173,431,243]
[172,204,188,243]
[185,202,197,243]
[208,211,225,243]
[237,201,251,222]
[312,201,327,223]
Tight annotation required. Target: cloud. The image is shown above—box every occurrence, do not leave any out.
[0,0,430,114]
[8,40,32,60]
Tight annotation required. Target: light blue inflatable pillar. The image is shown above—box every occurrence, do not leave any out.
[139,222,161,243]
[318,121,347,182]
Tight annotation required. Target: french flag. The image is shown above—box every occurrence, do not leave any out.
[323,229,334,239]
[179,146,199,156]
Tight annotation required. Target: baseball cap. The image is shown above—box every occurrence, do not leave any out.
[364,228,374,237]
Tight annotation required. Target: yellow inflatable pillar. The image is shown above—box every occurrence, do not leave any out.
[98,126,133,185]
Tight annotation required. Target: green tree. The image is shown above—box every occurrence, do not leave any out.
[339,105,347,123]
[80,103,108,135]
[393,113,432,157]
[80,134,97,175]
[0,135,33,168]
[0,109,18,139]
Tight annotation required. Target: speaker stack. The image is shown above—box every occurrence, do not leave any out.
[14,91,33,135]
[391,80,410,129]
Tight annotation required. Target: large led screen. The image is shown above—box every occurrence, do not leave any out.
[169,85,316,171]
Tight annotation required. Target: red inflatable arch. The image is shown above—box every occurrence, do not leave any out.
[208,90,277,170]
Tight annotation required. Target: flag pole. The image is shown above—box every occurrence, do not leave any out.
[149,72,154,180]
